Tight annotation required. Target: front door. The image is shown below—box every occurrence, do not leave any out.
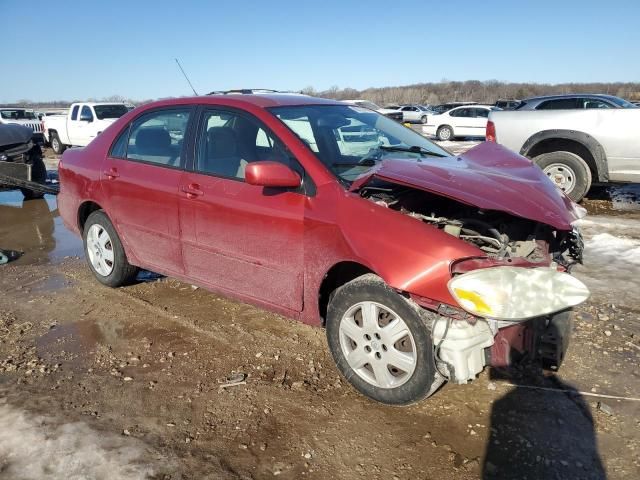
[100,106,193,275]
[179,108,306,311]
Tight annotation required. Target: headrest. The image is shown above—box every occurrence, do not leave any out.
[207,127,238,158]
[135,127,171,154]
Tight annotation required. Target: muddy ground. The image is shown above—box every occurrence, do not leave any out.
[0,146,639,479]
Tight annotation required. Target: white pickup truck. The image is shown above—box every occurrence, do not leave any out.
[44,102,129,154]
[487,94,639,201]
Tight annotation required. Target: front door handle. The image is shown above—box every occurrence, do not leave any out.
[104,168,119,179]
[180,183,203,199]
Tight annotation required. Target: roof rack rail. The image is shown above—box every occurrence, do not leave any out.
[205,88,301,96]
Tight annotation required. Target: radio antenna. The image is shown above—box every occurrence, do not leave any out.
[175,58,198,96]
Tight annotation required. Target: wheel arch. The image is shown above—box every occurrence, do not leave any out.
[520,130,608,182]
[77,200,104,232]
[318,261,375,326]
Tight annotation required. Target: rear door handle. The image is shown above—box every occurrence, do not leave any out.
[180,183,203,199]
[104,168,119,179]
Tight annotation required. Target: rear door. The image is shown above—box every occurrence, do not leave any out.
[179,108,306,311]
[100,106,193,275]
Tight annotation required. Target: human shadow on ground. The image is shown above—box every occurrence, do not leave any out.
[482,368,606,479]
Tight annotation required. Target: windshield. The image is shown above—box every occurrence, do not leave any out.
[270,105,450,184]
[606,96,637,108]
[93,104,129,120]
[0,109,37,120]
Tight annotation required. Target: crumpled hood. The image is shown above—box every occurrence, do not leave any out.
[349,142,582,230]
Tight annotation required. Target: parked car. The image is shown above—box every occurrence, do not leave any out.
[488,95,640,201]
[58,92,589,405]
[431,102,477,114]
[0,124,47,199]
[423,105,499,140]
[397,104,433,124]
[494,99,521,110]
[514,94,637,110]
[632,101,640,107]
[342,100,404,122]
[0,107,45,145]
[44,102,129,154]
[36,109,68,121]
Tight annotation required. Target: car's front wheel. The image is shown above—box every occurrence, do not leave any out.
[83,210,138,287]
[326,274,443,405]
[50,132,66,155]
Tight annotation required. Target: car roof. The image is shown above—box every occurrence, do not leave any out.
[523,93,617,102]
[137,94,344,110]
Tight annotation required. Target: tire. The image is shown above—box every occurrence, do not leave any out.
[50,132,66,155]
[420,115,428,124]
[21,148,47,200]
[436,125,453,141]
[326,274,441,405]
[532,151,592,202]
[83,210,138,287]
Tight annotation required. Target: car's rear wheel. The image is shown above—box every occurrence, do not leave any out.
[436,125,453,141]
[326,274,443,405]
[420,115,428,124]
[533,151,592,202]
[50,132,66,155]
[83,210,138,287]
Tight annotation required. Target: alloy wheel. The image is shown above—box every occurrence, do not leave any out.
[86,223,115,276]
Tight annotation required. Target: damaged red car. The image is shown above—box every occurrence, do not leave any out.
[57,93,590,405]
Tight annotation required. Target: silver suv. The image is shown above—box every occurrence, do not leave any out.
[515,94,637,110]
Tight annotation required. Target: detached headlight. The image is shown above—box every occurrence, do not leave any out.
[448,266,589,321]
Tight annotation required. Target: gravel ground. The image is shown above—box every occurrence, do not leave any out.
[0,144,638,479]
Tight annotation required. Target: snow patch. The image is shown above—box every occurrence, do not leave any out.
[0,403,167,480]
[584,233,640,266]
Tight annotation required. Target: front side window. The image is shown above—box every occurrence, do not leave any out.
[580,98,612,109]
[196,110,292,180]
[474,108,490,118]
[271,105,450,184]
[80,106,93,121]
[125,108,191,167]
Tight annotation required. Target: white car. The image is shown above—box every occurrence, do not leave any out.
[422,105,499,141]
[44,102,129,153]
[398,105,433,124]
[342,100,404,122]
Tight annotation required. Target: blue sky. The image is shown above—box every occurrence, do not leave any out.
[2,0,639,102]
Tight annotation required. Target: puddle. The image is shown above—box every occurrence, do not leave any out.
[0,190,83,265]
[583,184,640,214]
[37,321,105,368]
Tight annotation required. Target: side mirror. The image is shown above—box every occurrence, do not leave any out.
[245,161,302,188]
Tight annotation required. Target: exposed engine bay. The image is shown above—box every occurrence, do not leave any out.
[358,180,583,269]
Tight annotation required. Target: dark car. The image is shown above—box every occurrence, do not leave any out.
[0,124,47,199]
[58,92,589,405]
[431,101,477,114]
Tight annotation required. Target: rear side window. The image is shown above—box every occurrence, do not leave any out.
[71,105,79,120]
[125,108,191,167]
[109,125,130,158]
[474,108,490,118]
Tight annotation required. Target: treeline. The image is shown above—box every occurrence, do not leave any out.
[301,81,640,106]
[7,81,640,109]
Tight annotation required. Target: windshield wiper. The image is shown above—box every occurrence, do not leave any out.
[332,158,377,167]
[379,145,447,157]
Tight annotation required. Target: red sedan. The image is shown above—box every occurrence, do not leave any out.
[58,92,589,405]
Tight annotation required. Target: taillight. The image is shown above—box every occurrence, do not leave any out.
[486,120,496,142]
